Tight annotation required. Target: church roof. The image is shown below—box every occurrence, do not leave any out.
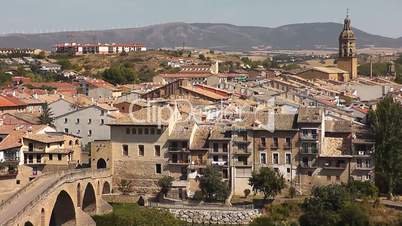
[312,67,348,74]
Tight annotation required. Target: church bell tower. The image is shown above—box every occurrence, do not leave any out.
[337,12,358,80]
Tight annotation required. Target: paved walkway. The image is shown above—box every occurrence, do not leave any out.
[0,174,61,225]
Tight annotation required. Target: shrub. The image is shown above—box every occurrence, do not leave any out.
[193,190,203,201]
[244,189,251,198]
[199,166,229,202]
[117,179,132,195]
[289,186,297,198]
[346,180,378,199]
[249,216,277,226]
[157,176,174,197]
[249,167,286,200]
[338,202,370,226]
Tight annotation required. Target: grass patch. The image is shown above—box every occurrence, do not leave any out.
[93,203,184,226]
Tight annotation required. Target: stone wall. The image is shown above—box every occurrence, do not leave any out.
[168,208,260,225]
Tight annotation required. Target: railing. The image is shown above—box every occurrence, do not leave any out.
[167,147,190,152]
[1,168,112,225]
[300,134,318,140]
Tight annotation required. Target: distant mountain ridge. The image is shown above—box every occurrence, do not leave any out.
[0,22,401,51]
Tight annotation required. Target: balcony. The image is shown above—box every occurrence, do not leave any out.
[300,148,319,155]
[283,144,292,150]
[323,163,347,170]
[232,148,251,155]
[233,160,252,167]
[258,144,267,150]
[299,162,317,169]
[355,165,374,171]
[1,157,20,165]
[353,150,373,158]
[22,147,46,153]
[168,160,190,165]
[211,160,228,167]
[270,144,279,150]
[300,134,318,141]
[232,136,249,143]
[168,147,190,153]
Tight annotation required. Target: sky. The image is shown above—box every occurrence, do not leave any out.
[1,0,401,38]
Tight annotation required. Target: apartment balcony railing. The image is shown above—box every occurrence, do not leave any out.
[232,136,250,143]
[0,170,18,178]
[300,134,318,141]
[233,160,252,167]
[1,156,20,164]
[167,147,190,153]
[299,162,318,169]
[168,159,190,165]
[300,148,318,155]
[22,148,45,153]
[211,160,228,167]
[232,148,251,155]
[323,163,347,170]
[270,144,279,150]
[356,165,374,171]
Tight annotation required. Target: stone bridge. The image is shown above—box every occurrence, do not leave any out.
[0,169,113,226]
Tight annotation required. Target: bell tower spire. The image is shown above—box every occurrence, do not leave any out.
[337,12,358,80]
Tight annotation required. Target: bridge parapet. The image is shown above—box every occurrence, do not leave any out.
[1,168,112,226]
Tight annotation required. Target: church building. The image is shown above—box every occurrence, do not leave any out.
[298,14,358,82]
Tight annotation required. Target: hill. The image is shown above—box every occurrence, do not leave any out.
[0,22,401,51]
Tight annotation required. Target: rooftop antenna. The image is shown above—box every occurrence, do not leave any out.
[346,8,350,18]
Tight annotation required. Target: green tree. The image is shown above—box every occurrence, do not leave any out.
[346,180,378,199]
[338,202,370,226]
[102,64,139,85]
[0,72,12,87]
[199,166,229,202]
[39,103,54,126]
[368,96,402,197]
[249,167,285,200]
[198,54,206,61]
[157,176,174,197]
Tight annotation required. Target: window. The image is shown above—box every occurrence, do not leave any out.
[75,140,79,145]
[131,128,136,134]
[155,164,162,174]
[144,128,149,135]
[287,168,291,174]
[213,155,219,162]
[64,128,69,133]
[100,110,105,116]
[122,145,128,156]
[88,130,92,137]
[302,156,309,166]
[260,152,267,164]
[285,137,291,148]
[311,143,318,153]
[261,137,266,147]
[272,137,278,148]
[59,142,63,147]
[307,171,312,176]
[49,154,53,161]
[286,153,291,164]
[57,154,62,161]
[138,145,144,156]
[150,128,155,135]
[77,130,80,135]
[138,127,143,134]
[157,129,162,134]
[69,140,73,146]
[47,144,50,148]
[64,118,68,123]
[76,118,80,124]
[88,119,92,124]
[100,119,105,125]
[222,144,228,153]
[213,143,219,152]
[36,154,41,163]
[126,128,130,134]
[336,176,341,182]
[154,145,161,157]
[273,153,279,164]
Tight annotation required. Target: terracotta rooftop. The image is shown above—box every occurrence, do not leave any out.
[297,107,322,124]
[23,134,65,144]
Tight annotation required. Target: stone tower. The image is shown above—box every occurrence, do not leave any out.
[337,13,358,80]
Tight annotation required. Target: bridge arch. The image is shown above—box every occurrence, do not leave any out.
[49,190,76,226]
[102,181,111,194]
[24,221,34,226]
[96,158,107,169]
[82,182,97,214]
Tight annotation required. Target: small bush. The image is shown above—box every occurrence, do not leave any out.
[193,190,203,201]
[117,179,132,195]
[289,186,297,198]
[244,189,251,198]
